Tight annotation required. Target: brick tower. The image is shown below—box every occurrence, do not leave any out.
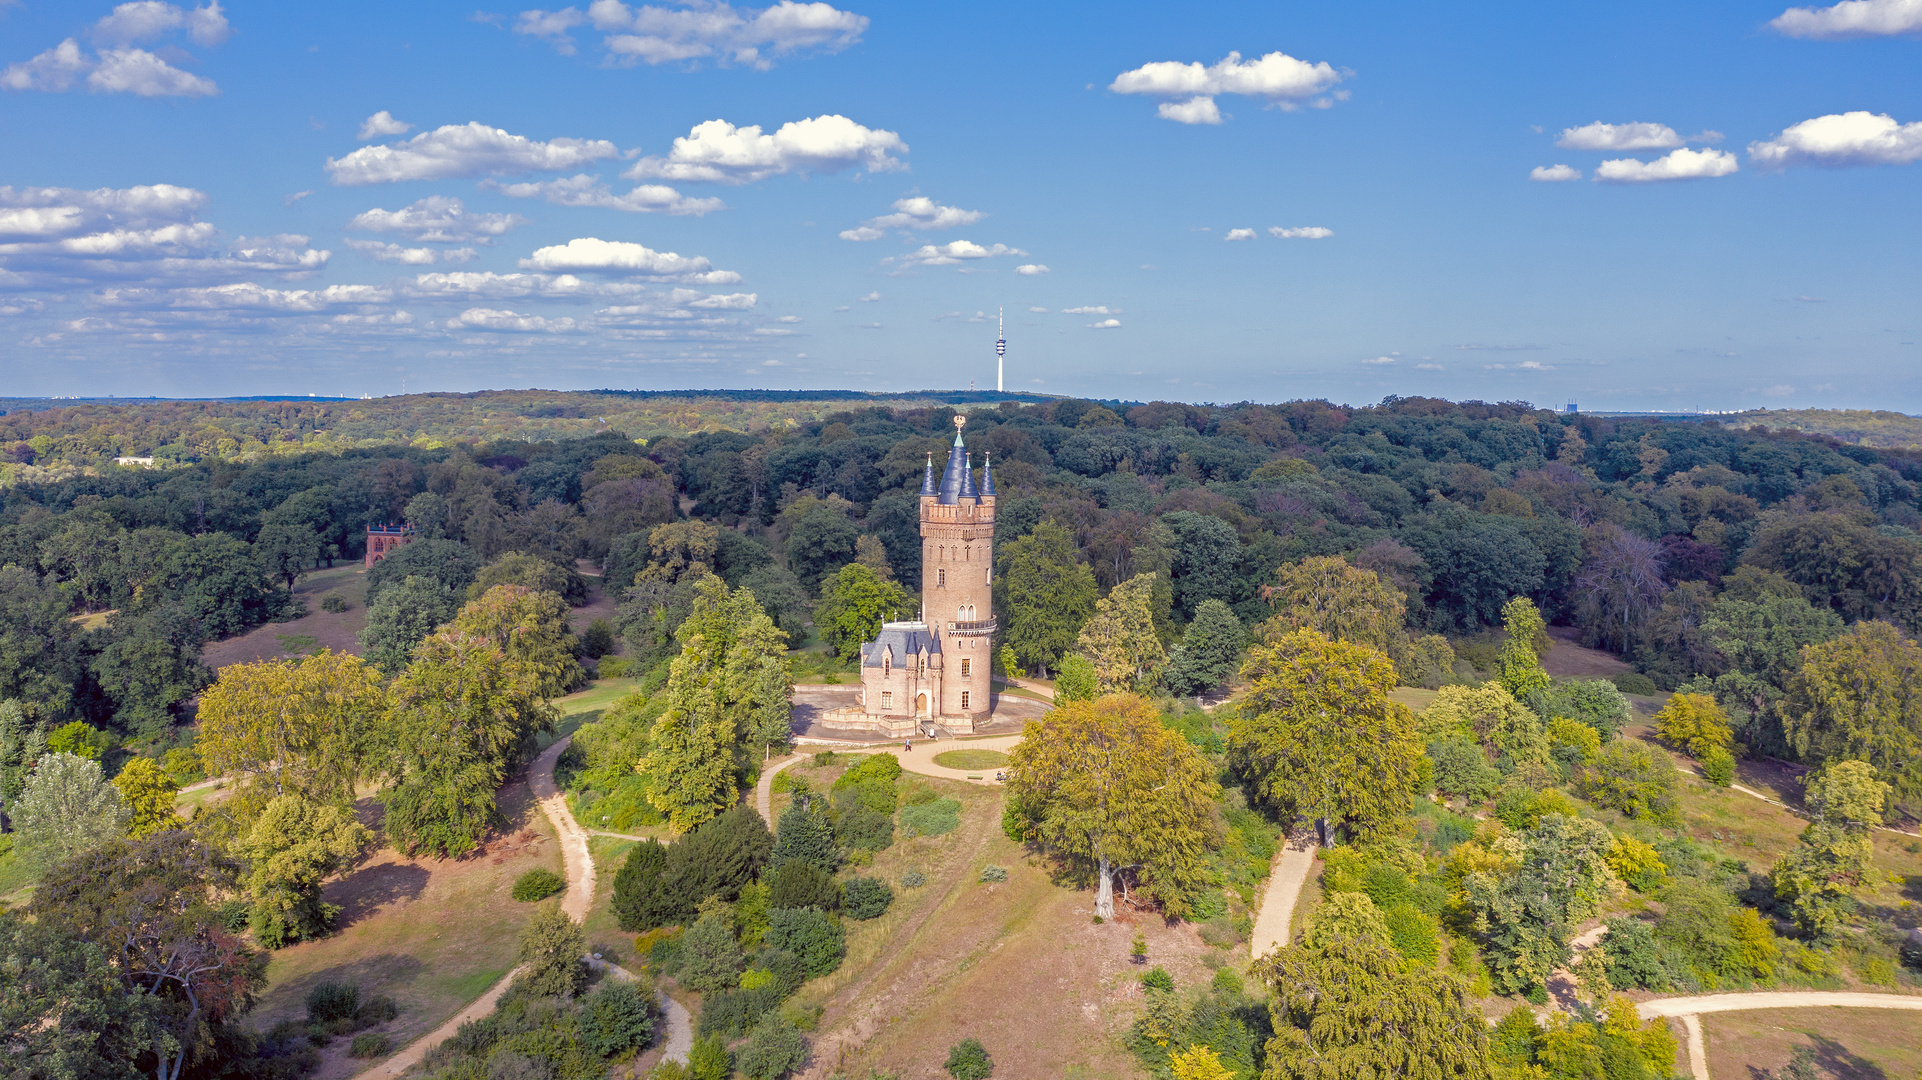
[855,415,996,733]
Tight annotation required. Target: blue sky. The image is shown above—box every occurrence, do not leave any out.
[2,0,1919,409]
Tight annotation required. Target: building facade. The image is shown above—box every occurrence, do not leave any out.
[853,416,996,734]
[364,523,414,569]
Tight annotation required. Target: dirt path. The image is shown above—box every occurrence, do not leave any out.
[878,734,1023,785]
[1636,991,1922,1080]
[1249,829,1316,959]
[354,735,695,1075]
[756,754,803,825]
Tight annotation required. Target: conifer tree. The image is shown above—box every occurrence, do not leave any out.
[770,797,838,874]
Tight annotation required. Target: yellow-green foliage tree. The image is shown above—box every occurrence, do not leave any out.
[1496,597,1550,700]
[237,793,371,948]
[383,629,552,856]
[639,577,793,830]
[1169,1045,1235,1080]
[1654,692,1734,759]
[1228,628,1422,843]
[194,650,386,827]
[1264,556,1408,658]
[1771,759,1890,938]
[1074,572,1168,694]
[111,756,181,837]
[1423,683,1551,771]
[449,584,584,700]
[1005,694,1220,919]
[1784,620,1922,800]
[1255,935,1492,1080]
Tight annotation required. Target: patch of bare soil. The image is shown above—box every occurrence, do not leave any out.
[568,564,620,636]
[200,565,369,671]
[1543,626,1633,679]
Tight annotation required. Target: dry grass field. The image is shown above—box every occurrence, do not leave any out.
[200,564,370,670]
[1703,1007,1922,1079]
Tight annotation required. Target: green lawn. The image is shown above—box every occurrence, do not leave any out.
[932,749,1010,770]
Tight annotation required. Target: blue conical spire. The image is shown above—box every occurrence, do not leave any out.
[960,452,978,499]
[937,416,969,504]
[980,451,996,496]
[920,452,937,496]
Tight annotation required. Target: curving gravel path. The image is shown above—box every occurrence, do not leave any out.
[1635,990,1922,1080]
[1249,829,1316,959]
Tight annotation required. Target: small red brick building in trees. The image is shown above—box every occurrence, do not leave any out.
[364,523,414,569]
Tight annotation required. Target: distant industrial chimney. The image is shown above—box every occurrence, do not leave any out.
[1564,402,1579,414]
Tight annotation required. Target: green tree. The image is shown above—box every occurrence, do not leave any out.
[1005,694,1221,919]
[1266,555,1408,658]
[112,756,182,838]
[254,518,324,593]
[1074,572,1169,694]
[736,1015,810,1080]
[469,550,589,605]
[1053,654,1096,705]
[771,797,838,873]
[580,978,656,1057]
[612,838,670,932]
[739,564,810,642]
[1573,739,1679,824]
[1302,890,1392,949]
[782,494,860,593]
[1696,590,1844,753]
[1784,620,1922,800]
[815,562,918,661]
[359,573,463,675]
[91,612,212,737]
[12,752,129,869]
[1496,597,1551,700]
[364,537,481,607]
[0,910,156,1080]
[195,650,386,823]
[995,520,1098,677]
[1461,814,1617,994]
[383,629,552,857]
[639,578,792,828]
[448,584,584,700]
[679,912,746,992]
[1771,759,1890,939]
[30,830,266,1080]
[1255,935,1492,1080]
[0,698,47,814]
[1423,683,1550,771]
[517,900,587,998]
[1654,692,1734,760]
[1228,629,1423,843]
[237,793,372,948]
[1162,598,1245,696]
[944,1036,995,1080]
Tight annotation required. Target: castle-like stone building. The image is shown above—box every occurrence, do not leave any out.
[364,522,414,569]
[850,416,996,736]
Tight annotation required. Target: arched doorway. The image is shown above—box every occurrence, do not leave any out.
[916,691,930,719]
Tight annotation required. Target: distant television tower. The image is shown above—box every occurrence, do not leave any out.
[995,306,1005,392]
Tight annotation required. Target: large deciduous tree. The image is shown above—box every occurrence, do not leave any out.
[236,794,372,948]
[1771,759,1889,939]
[1005,693,1220,919]
[448,584,584,700]
[12,751,129,869]
[1460,814,1617,994]
[639,578,793,829]
[1074,572,1168,694]
[1228,629,1422,843]
[1254,935,1493,1080]
[112,756,182,838]
[195,650,385,825]
[815,562,918,661]
[1784,620,1922,800]
[0,909,156,1080]
[1495,597,1550,700]
[1264,555,1408,658]
[382,628,552,857]
[996,520,1098,678]
[1573,524,1668,655]
[359,573,464,675]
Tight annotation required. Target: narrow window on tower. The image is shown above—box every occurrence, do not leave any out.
[882,691,892,710]
[960,658,971,677]
[960,691,970,710]
[883,655,890,677]
[937,568,947,587]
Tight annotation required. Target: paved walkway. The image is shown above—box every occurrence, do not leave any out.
[756,754,803,825]
[1249,829,1317,959]
[1635,991,1922,1080]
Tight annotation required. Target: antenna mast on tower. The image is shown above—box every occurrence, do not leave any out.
[995,306,1005,392]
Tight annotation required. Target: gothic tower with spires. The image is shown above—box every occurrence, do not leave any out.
[853,413,995,733]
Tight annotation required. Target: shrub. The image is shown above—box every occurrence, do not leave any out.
[833,805,894,851]
[679,914,746,993]
[688,1034,733,1080]
[1210,967,1243,996]
[513,868,567,902]
[768,862,840,912]
[306,982,359,1024]
[736,1015,809,1080]
[348,1033,390,1058]
[1384,903,1441,966]
[218,898,252,934]
[945,1036,994,1080]
[613,838,670,932]
[1428,736,1501,802]
[517,901,587,998]
[900,868,926,888]
[1494,785,1581,830]
[1701,747,1736,787]
[582,618,617,658]
[764,907,845,978]
[581,978,656,1057]
[898,797,961,838]
[321,595,351,613]
[979,864,1008,883]
[1611,672,1658,696]
[698,987,783,1040]
[1140,966,1174,991]
[1575,740,1680,824]
[842,876,893,920]
[771,800,838,874]
[598,656,636,679]
[1599,917,1681,991]
[356,995,400,1025]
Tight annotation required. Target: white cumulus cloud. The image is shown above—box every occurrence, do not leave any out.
[325,122,623,185]
[343,238,476,265]
[858,291,879,301]
[1594,147,1739,183]
[1061,305,1118,315]
[626,115,905,185]
[882,240,1025,269]
[92,2,230,46]
[1748,110,1922,168]
[481,174,725,216]
[347,196,528,244]
[1771,0,1922,38]
[1269,226,1333,238]
[838,196,981,240]
[1015,264,1048,275]
[358,110,413,140]
[451,306,578,332]
[5,4,228,96]
[1529,164,1582,182]
[1110,50,1344,123]
[1557,122,1683,151]
[515,0,866,68]
[0,184,328,287]
[1224,227,1256,241]
[519,236,737,282]
[1087,318,1122,329]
